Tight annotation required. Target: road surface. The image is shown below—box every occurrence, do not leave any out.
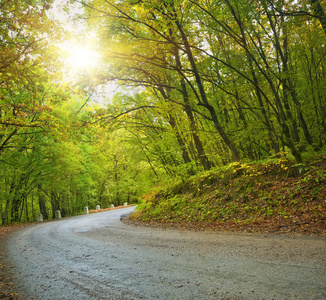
[5,206,326,299]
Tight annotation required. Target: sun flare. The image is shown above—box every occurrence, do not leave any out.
[65,45,99,70]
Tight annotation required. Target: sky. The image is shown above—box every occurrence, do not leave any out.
[48,0,120,106]
[48,0,84,26]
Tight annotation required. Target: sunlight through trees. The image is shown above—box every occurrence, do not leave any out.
[1,0,326,225]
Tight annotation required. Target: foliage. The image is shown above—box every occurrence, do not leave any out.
[75,0,326,177]
[2,0,326,227]
[0,1,102,225]
[131,155,326,234]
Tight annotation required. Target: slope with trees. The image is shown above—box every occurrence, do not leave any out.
[1,0,325,230]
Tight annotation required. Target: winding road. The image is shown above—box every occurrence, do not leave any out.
[5,206,326,300]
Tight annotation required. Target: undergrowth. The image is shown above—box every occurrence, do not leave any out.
[130,153,326,235]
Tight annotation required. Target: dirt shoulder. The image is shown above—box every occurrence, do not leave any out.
[123,215,326,235]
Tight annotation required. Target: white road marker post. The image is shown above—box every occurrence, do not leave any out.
[55,210,61,219]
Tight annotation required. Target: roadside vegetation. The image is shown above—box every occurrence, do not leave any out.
[1,0,326,233]
[2,1,326,299]
[129,152,326,235]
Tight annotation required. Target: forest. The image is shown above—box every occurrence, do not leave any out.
[1,0,326,226]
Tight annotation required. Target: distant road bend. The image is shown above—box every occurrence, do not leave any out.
[6,206,326,300]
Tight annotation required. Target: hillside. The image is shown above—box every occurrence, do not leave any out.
[129,154,326,235]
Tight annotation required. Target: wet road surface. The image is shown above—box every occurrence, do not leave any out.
[5,206,326,299]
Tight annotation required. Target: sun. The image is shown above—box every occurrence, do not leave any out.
[64,45,99,70]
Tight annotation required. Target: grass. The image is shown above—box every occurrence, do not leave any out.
[130,153,326,235]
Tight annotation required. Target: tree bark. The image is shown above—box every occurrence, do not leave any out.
[38,186,48,220]
[168,114,196,175]
[174,18,240,161]
[173,47,211,170]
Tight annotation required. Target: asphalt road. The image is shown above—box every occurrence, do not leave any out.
[5,206,326,300]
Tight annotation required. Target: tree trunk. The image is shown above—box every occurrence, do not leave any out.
[168,114,196,175]
[51,192,60,219]
[38,186,48,219]
[175,19,240,161]
[173,47,211,170]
